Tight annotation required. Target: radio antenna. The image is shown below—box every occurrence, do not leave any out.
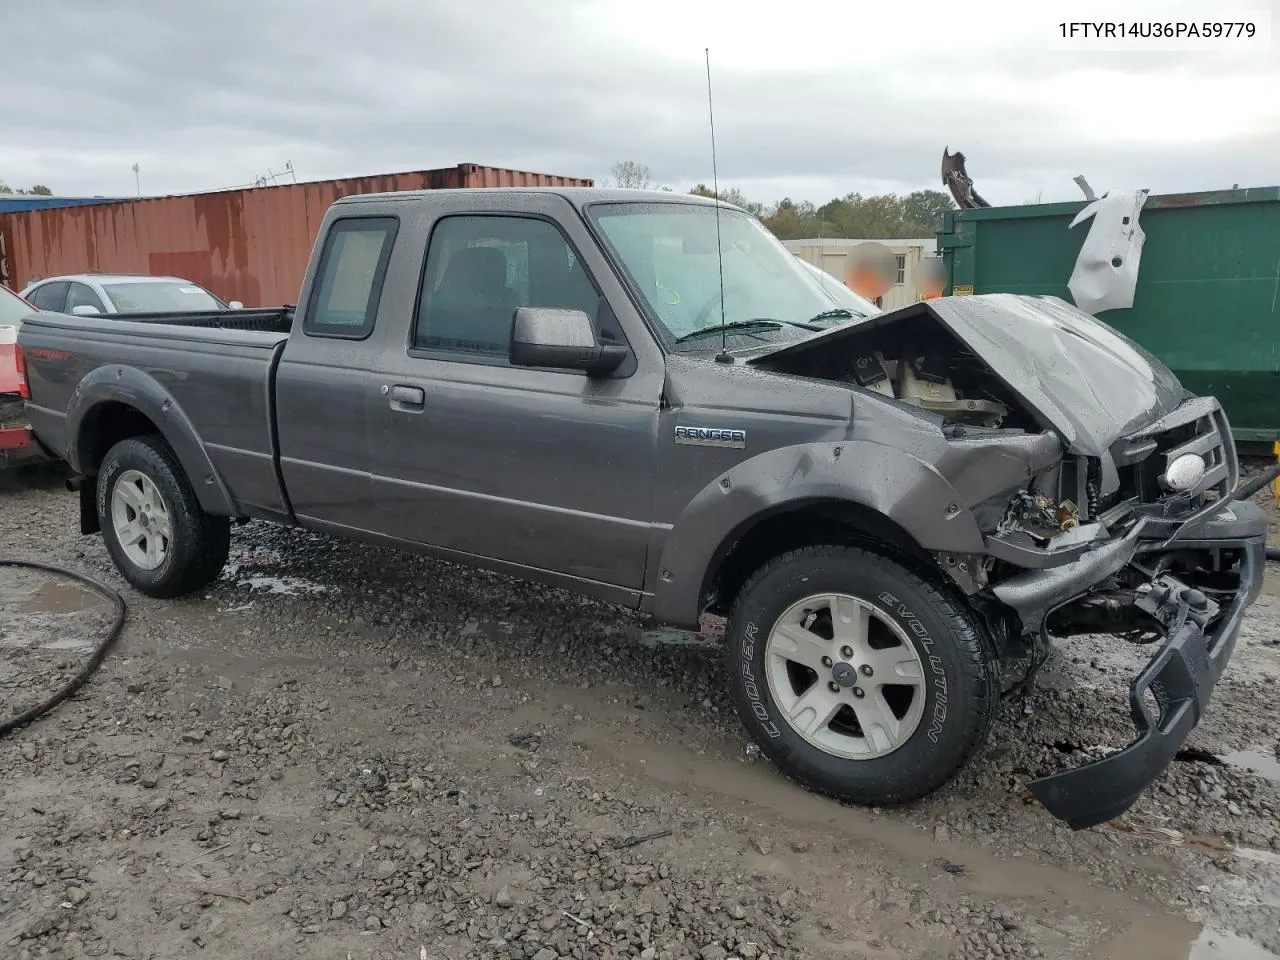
[705,48,732,364]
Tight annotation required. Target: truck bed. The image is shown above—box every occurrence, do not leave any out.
[17,312,291,518]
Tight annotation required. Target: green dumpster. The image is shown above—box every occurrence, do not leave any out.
[938,186,1280,443]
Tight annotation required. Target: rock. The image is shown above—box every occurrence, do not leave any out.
[330,900,348,920]
[494,885,515,907]
[65,886,89,905]
[63,749,81,765]
[211,750,230,762]
[728,903,747,920]
[532,949,558,960]
[364,916,382,931]
[933,825,950,843]
[788,839,812,853]
[183,731,206,744]
[21,913,56,939]
[750,836,773,856]
[373,860,397,881]
[701,946,729,960]
[219,809,241,821]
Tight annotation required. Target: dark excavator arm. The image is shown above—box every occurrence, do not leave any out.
[942,147,991,210]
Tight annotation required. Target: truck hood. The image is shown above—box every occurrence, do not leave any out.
[748,293,1187,456]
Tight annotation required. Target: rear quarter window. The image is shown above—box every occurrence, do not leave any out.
[304,217,399,339]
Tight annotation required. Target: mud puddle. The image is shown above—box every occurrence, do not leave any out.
[1189,928,1280,959]
[1221,748,1280,786]
[16,579,100,614]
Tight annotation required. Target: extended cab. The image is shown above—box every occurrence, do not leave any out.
[16,188,1267,829]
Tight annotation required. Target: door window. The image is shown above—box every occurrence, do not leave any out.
[304,217,399,339]
[28,281,69,313]
[66,282,107,314]
[414,215,602,360]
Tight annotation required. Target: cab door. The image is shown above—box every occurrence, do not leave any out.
[367,194,665,595]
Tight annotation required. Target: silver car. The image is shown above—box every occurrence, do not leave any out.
[20,273,242,316]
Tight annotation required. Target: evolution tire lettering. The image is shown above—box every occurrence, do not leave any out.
[740,620,781,738]
[878,590,949,744]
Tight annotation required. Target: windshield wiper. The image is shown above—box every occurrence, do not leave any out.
[674,319,784,343]
[805,308,855,325]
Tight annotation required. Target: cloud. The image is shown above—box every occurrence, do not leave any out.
[0,0,1275,205]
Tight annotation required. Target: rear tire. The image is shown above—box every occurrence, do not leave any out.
[725,544,997,807]
[97,435,230,598]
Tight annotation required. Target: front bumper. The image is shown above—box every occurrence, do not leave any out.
[1017,500,1268,830]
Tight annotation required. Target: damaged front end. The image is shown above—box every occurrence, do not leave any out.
[748,294,1266,830]
[987,397,1266,829]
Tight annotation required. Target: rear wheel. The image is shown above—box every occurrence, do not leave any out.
[725,544,997,807]
[97,435,230,598]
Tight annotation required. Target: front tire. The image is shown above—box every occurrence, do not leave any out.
[725,544,997,807]
[97,435,230,598]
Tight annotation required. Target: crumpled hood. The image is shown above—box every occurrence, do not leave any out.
[748,293,1187,456]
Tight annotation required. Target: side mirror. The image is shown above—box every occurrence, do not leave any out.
[509,307,628,376]
[71,305,100,316]
[228,300,244,310]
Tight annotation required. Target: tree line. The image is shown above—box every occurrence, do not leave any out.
[0,180,52,196]
[607,161,955,241]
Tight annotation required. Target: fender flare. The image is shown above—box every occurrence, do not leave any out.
[65,365,235,516]
[649,440,984,627]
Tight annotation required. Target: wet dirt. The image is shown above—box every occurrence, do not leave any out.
[2,471,1280,958]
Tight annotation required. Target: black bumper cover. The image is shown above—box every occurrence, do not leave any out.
[1026,500,1268,830]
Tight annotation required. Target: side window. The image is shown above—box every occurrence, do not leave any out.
[304,217,398,339]
[29,281,69,313]
[66,282,107,314]
[414,215,602,359]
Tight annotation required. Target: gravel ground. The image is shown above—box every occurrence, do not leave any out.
[2,466,1280,960]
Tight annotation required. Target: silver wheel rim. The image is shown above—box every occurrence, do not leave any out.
[764,593,927,760]
[110,469,172,570]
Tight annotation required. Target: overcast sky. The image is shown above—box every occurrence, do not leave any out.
[1,0,1276,206]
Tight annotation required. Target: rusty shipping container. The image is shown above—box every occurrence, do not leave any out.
[0,163,594,306]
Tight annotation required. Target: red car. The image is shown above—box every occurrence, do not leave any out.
[1,283,47,469]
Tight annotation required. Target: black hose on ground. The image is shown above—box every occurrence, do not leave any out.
[1267,547,1280,563]
[0,559,126,738]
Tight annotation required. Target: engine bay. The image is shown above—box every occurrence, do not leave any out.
[761,311,1043,432]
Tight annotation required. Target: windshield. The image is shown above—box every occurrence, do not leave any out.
[0,285,32,327]
[590,202,853,350]
[103,281,225,313]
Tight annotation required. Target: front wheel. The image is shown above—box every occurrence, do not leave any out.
[97,435,230,598]
[725,544,997,807]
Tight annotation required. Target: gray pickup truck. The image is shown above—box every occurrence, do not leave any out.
[16,188,1266,829]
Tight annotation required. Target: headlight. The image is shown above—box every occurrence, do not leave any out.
[1162,454,1206,492]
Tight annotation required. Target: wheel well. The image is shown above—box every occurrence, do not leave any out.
[78,402,161,476]
[702,500,941,616]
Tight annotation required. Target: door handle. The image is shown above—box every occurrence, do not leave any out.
[387,384,426,412]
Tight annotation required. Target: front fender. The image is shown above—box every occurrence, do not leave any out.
[66,365,235,516]
[649,440,984,627]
